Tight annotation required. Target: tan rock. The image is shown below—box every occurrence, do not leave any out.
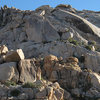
[52,82,60,89]
[47,87,54,100]
[4,49,24,62]
[0,45,8,55]
[36,67,41,80]
[66,57,79,64]
[44,55,58,78]
[44,55,58,63]
[56,4,72,9]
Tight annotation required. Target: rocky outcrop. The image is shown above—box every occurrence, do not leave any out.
[0,80,72,100]
[24,14,60,42]
[52,9,100,37]
[42,55,100,99]
[0,4,100,100]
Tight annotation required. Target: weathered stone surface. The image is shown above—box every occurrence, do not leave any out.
[36,82,64,100]
[56,4,77,13]
[52,9,100,37]
[0,5,100,100]
[4,49,24,62]
[0,45,8,55]
[44,55,58,78]
[24,14,60,42]
[35,5,53,15]
[18,59,37,83]
[0,62,18,82]
[89,72,100,90]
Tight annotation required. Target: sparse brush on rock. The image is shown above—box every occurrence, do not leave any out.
[10,89,21,97]
[4,81,17,87]
[68,38,79,46]
[88,40,96,45]
[22,82,42,89]
[85,45,93,51]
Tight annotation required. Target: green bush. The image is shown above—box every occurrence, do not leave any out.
[85,45,92,51]
[3,5,8,9]
[22,82,42,89]
[88,41,96,45]
[68,38,79,46]
[10,89,21,97]
[84,15,89,18]
[4,81,17,87]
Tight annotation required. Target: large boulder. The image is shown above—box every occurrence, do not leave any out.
[18,59,39,83]
[4,49,25,62]
[44,55,58,78]
[24,14,60,42]
[0,62,19,82]
[56,4,77,13]
[52,9,100,37]
[43,55,82,89]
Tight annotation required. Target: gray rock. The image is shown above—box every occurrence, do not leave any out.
[0,62,19,82]
[18,59,37,83]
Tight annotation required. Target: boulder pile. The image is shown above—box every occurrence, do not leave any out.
[0,4,100,100]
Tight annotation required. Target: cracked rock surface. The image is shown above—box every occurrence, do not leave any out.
[0,4,100,100]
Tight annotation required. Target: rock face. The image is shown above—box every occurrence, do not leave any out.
[0,4,100,100]
[25,15,60,42]
[0,62,18,82]
[18,59,37,83]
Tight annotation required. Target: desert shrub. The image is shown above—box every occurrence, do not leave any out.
[95,47,100,52]
[22,82,42,89]
[4,81,17,87]
[3,5,8,9]
[84,15,89,18]
[10,89,21,97]
[68,38,79,46]
[88,40,96,45]
[85,45,92,51]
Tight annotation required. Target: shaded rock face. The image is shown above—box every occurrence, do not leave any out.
[18,59,37,83]
[0,62,18,82]
[0,4,100,100]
